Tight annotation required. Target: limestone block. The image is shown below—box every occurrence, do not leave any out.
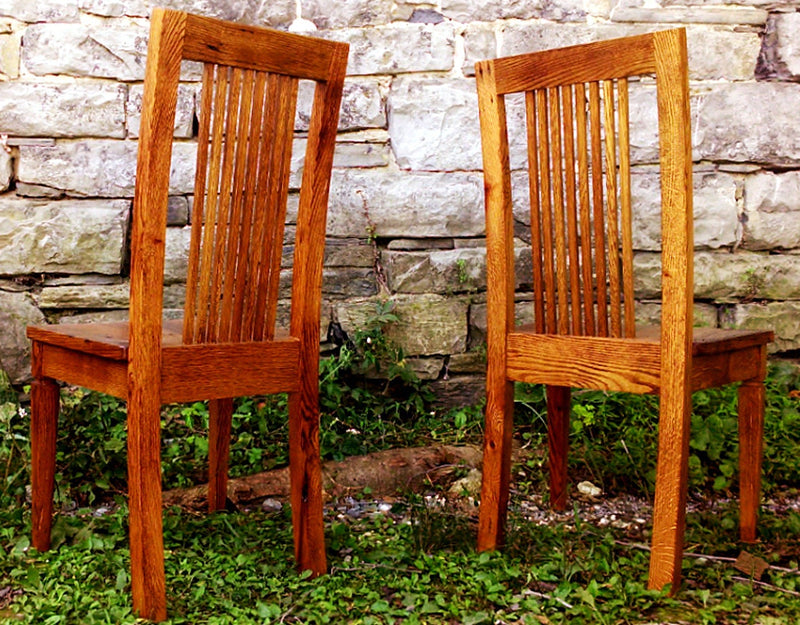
[389,79,527,171]
[0,197,128,274]
[440,0,544,22]
[631,171,739,251]
[164,226,191,284]
[0,291,46,383]
[303,0,392,28]
[336,294,469,356]
[321,268,379,298]
[0,0,79,22]
[333,142,391,169]
[79,0,148,17]
[327,168,484,238]
[0,28,21,79]
[37,283,129,309]
[297,78,386,132]
[0,150,11,193]
[743,171,800,250]
[0,82,126,138]
[634,250,796,302]
[324,23,454,76]
[18,140,197,197]
[385,245,532,294]
[22,22,149,81]
[462,22,496,76]
[167,196,189,226]
[634,301,719,327]
[323,238,374,268]
[771,12,800,80]
[469,298,535,345]
[610,4,766,25]
[723,302,800,353]
[695,83,800,166]
[447,350,486,374]
[406,356,444,380]
[127,83,196,139]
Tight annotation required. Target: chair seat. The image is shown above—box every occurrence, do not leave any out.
[635,325,774,356]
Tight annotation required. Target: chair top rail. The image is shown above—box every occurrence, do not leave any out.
[478,31,659,95]
[157,8,347,81]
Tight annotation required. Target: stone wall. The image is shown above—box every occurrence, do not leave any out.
[0,0,798,403]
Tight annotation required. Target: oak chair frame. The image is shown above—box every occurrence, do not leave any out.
[474,28,773,592]
[27,9,348,621]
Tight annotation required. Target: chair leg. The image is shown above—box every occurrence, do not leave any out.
[127,393,167,622]
[477,378,515,551]
[31,376,59,552]
[648,388,692,593]
[738,379,765,543]
[547,386,570,511]
[208,398,234,512]
[288,390,327,576]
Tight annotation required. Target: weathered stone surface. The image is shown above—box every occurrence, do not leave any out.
[406,356,444,380]
[0,0,79,22]
[0,28,21,79]
[0,291,45,383]
[333,142,391,169]
[22,22,149,80]
[337,294,468,356]
[768,12,800,80]
[303,0,392,28]
[297,78,387,132]
[743,171,800,250]
[79,0,148,17]
[385,245,532,294]
[327,169,484,238]
[634,250,797,301]
[723,302,800,353]
[635,301,719,327]
[695,83,800,166]
[324,238,374,267]
[164,226,190,284]
[447,350,486,374]
[470,298,535,346]
[429,375,485,409]
[167,196,189,226]
[631,171,739,251]
[37,282,129,308]
[462,22,495,76]
[0,150,11,193]
[127,82,196,139]
[0,197,129,275]
[18,140,197,197]
[324,23,455,76]
[387,239,454,251]
[0,82,126,138]
[321,268,378,298]
[440,0,544,22]
[611,4,766,25]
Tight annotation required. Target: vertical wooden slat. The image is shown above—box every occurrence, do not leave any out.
[183,62,215,344]
[588,81,608,336]
[561,84,581,335]
[575,83,595,336]
[618,77,636,338]
[194,65,230,342]
[537,89,557,334]
[263,74,299,338]
[525,91,545,334]
[603,79,622,337]
[549,87,569,335]
[230,71,268,342]
[206,67,243,341]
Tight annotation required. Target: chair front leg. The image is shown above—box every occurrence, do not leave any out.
[31,373,60,552]
[547,386,571,511]
[738,377,765,543]
[208,397,234,512]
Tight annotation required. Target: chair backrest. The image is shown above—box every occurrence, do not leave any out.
[475,30,693,340]
[130,8,349,349]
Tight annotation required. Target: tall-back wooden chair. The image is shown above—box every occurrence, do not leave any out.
[475,29,773,592]
[27,9,348,621]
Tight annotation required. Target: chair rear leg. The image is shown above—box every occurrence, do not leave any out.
[208,398,234,512]
[648,388,692,593]
[127,392,166,621]
[31,375,60,552]
[547,386,571,511]
[477,378,515,551]
[738,378,765,543]
[288,389,326,576]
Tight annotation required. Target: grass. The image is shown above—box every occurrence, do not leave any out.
[1,351,800,623]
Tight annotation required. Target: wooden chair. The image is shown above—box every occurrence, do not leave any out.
[27,9,348,621]
[474,28,773,592]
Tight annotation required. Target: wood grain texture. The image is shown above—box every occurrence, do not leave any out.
[208,398,234,512]
[547,386,570,511]
[25,8,349,620]
[475,60,517,551]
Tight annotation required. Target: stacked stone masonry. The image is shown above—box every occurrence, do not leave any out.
[1,0,799,405]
